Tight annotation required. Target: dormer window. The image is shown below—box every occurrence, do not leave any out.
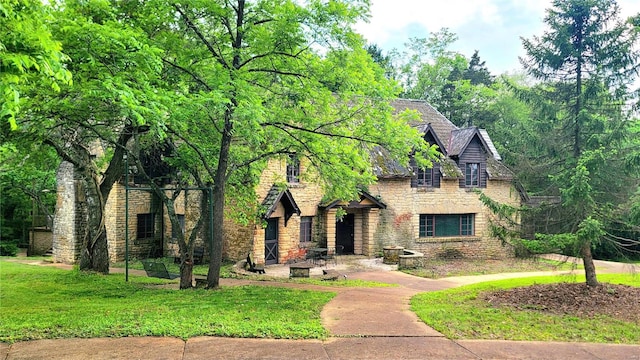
[416,167,433,187]
[411,155,440,188]
[286,155,300,183]
[465,163,479,187]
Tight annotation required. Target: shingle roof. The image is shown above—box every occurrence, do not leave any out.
[390,99,457,146]
[479,129,502,161]
[486,157,514,180]
[448,127,477,157]
[372,99,512,181]
[371,146,411,178]
[261,184,301,224]
[440,158,464,179]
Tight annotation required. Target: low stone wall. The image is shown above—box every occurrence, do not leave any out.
[29,228,52,256]
[382,246,404,264]
[398,249,424,270]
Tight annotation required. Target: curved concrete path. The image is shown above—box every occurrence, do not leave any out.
[3,256,640,359]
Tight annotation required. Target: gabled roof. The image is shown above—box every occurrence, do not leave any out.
[374,99,511,180]
[423,124,448,156]
[479,129,502,161]
[261,185,301,224]
[391,99,457,146]
[448,126,503,161]
[321,191,386,210]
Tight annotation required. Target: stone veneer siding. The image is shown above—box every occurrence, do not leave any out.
[369,177,518,259]
[52,161,80,263]
[233,158,325,265]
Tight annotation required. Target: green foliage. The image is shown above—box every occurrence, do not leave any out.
[387,29,497,127]
[0,241,19,256]
[0,0,72,129]
[0,261,335,343]
[522,233,578,255]
[516,0,640,270]
[411,274,640,343]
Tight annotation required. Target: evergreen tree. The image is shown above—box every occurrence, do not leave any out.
[520,0,640,286]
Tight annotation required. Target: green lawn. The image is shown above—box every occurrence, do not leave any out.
[0,261,335,343]
[411,274,640,344]
[402,258,581,279]
[111,257,235,277]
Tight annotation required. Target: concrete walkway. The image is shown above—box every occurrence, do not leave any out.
[2,256,640,359]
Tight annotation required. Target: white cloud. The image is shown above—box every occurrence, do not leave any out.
[356,0,640,75]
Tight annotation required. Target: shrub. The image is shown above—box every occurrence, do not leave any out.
[0,241,19,256]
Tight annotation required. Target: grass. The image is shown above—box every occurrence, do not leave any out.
[411,274,640,344]
[402,257,581,279]
[0,261,335,343]
[111,257,236,278]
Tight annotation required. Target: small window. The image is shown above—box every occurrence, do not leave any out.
[137,213,155,239]
[286,155,300,183]
[415,167,433,187]
[419,214,475,237]
[465,163,479,187]
[171,214,186,239]
[300,216,313,243]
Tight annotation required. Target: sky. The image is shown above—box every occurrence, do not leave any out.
[355,0,640,76]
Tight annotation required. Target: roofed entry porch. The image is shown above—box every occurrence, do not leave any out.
[322,192,386,256]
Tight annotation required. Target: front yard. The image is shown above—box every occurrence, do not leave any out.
[0,261,334,343]
[412,274,640,344]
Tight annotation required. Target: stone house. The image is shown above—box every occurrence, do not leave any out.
[245,99,520,265]
[52,99,520,266]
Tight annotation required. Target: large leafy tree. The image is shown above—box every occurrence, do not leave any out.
[388,29,497,127]
[0,0,72,130]
[10,0,166,273]
[127,0,433,289]
[520,0,640,286]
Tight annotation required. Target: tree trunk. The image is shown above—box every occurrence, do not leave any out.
[207,110,234,289]
[49,127,133,274]
[581,241,598,287]
[77,171,110,274]
[180,257,194,289]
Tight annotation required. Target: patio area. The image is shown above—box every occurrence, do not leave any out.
[238,256,398,278]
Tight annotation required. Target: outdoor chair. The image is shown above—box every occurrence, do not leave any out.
[141,260,180,279]
[193,246,204,265]
[321,247,337,266]
[246,253,266,274]
[306,248,324,265]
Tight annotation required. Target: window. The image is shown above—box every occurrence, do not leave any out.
[300,216,313,243]
[286,155,300,183]
[171,214,185,239]
[415,167,433,187]
[419,214,475,237]
[465,163,479,187]
[137,213,155,239]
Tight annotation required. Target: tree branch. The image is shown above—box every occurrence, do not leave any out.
[162,58,213,92]
[174,4,229,69]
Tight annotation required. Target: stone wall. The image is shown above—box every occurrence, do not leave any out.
[29,228,52,256]
[104,183,161,261]
[242,157,325,264]
[369,177,519,259]
[52,161,79,264]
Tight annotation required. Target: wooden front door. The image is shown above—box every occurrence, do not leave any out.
[336,213,355,254]
[264,218,279,265]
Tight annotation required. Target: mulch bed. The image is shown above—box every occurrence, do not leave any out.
[481,283,640,323]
